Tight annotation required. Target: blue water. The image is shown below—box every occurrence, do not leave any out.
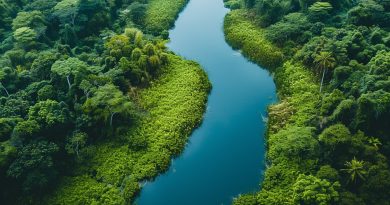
[136,0,276,204]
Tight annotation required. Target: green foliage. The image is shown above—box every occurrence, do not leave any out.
[12,11,46,36]
[45,55,210,204]
[65,132,87,158]
[30,51,58,81]
[314,51,336,92]
[51,57,91,90]
[0,0,202,203]
[341,157,367,184]
[233,194,257,205]
[292,174,340,205]
[0,140,16,167]
[308,2,333,22]
[225,0,242,10]
[348,0,389,26]
[0,117,20,141]
[268,126,319,163]
[45,175,125,205]
[12,120,41,140]
[28,100,70,129]
[272,62,320,128]
[254,0,295,26]
[126,2,147,25]
[356,90,390,136]
[38,85,56,101]
[226,1,390,204]
[144,0,189,35]
[83,84,134,127]
[224,10,284,68]
[266,12,312,45]
[13,27,37,47]
[320,89,345,116]
[316,165,340,182]
[7,141,59,193]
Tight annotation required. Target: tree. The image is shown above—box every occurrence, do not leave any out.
[37,85,56,101]
[367,137,381,150]
[105,34,131,59]
[51,57,89,90]
[341,157,367,184]
[53,0,82,44]
[53,0,79,29]
[79,79,95,99]
[30,51,58,81]
[28,100,70,129]
[12,120,41,141]
[0,118,20,141]
[12,11,47,36]
[316,165,340,183]
[65,132,87,158]
[127,2,147,25]
[255,0,293,26]
[319,124,351,153]
[266,12,311,45]
[7,141,59,193]
[314,51,336,93]
[83,84,135,127]
[356,90,390,136]
[348,0,387,26]
[292,174,340,205]
[268,126,319,163]
[308,2,333,22]
[243,0,256,8]
[13,27,37,48]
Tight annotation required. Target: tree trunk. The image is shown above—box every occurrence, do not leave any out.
[110,112,117,127]
[319,68,327,93]
[75,141,79,157]
[66,75,71,90]
[0,82,9,97]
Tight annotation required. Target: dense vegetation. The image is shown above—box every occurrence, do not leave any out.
[224,0,390,204]
[0,0,210,204]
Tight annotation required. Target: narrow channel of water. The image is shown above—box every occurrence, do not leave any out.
[136,0,276,204]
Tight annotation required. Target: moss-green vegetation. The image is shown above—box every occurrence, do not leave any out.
[224,10,284,69]
[224,1,390,204]
[145,0,189,35]
[45,55,210,204]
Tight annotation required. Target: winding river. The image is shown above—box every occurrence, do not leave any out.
[136,0,276,204]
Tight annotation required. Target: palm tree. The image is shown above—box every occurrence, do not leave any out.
[368,137,382,150]
[341,157,367,184]
[314,51,335,93]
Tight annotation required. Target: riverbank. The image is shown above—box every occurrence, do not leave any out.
[42,0,212,203]
[45,54,210,204]
[145,0,189,35]
[224,9,321,204]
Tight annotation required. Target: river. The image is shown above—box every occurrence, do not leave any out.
[136,0,276,204]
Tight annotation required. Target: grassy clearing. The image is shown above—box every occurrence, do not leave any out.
[144,0,189,35]
[45,55,210,204]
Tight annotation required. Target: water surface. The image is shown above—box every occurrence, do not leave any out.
[136,0,276,204]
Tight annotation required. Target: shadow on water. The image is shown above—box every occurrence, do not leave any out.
[136,0,277,204]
